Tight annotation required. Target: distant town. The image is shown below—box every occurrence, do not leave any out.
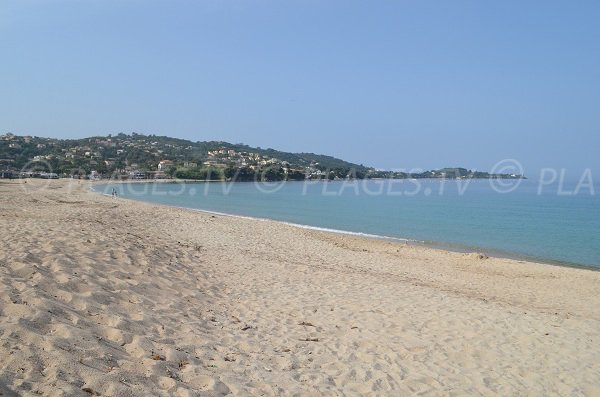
[0,132,525,181]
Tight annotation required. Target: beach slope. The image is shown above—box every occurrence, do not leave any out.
[1,179,599,396]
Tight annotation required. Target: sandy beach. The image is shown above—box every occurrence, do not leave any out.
[1,179,599,396]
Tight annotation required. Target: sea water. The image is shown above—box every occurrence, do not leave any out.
[98,179,600,268]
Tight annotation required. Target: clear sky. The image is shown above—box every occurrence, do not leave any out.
[1,0,599,178]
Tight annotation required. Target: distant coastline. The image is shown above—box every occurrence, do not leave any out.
[1,132,526,181]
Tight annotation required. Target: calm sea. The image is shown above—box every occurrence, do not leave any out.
[98,179,600,269]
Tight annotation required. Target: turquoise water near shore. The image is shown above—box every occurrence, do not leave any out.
[98,179,600,268]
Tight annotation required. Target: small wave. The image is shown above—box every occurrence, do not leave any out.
[185,207,423,243]
[279,222,422,243]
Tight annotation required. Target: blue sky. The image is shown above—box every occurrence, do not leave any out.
[1,0,599,177]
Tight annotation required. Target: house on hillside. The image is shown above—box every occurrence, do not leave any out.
[158,160,174,171]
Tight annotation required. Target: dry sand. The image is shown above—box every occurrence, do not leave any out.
[1,179,599,396]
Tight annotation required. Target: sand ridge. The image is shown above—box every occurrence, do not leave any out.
[1,179,599,396]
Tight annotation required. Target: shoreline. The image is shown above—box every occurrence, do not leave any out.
[3,179,600,396]
[91,180,599,272]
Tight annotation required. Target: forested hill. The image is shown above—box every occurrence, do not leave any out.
[201,141,369,171]
[0,132,368,174]
[0,132,525,180]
